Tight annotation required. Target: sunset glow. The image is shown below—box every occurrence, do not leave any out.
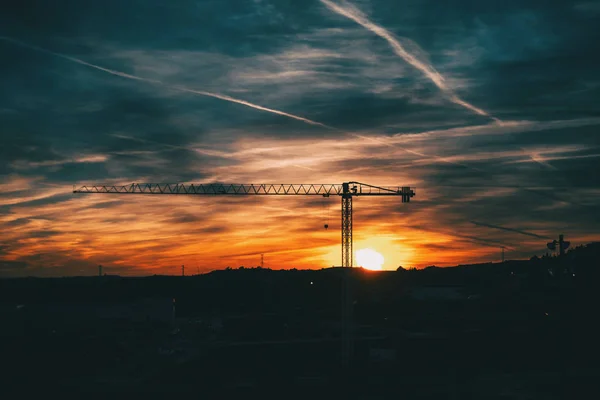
[356,248,385,271]
[1,1,599,277]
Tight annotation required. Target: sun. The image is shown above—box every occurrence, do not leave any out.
[355,248,384,270]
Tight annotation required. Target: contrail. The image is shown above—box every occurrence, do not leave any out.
[470,220,549,239]
[1,35,470,168]
[349,132,487,172]
[319,0,499,122]
[0,35,333,129]
[0,36,580,211]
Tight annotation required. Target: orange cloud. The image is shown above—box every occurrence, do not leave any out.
[2,118,599,276]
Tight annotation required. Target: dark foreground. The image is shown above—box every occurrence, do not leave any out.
[2,246,600,398]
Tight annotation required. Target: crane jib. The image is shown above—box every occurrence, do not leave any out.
[73,183,415,199]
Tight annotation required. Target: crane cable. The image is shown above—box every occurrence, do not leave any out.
[323,197,331,229]
[323,196,330,229]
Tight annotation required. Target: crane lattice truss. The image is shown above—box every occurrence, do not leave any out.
[73,182,415,269]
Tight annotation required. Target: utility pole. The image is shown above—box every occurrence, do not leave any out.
[559,234,566,257]
[182,265,185,276]
[547,234,571,276]
[98,265,103,276]
[547,234,570,257]
[501,247,505,263]
[261,253,264,269]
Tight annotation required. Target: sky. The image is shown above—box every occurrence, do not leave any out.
[1,0,599,277]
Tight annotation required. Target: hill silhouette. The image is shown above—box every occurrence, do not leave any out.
[1,243,599,397]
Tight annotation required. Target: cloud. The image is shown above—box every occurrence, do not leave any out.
[574,2,600,14]
[1,0,599,275]
[318,0,498,121]
[0,35,332,129]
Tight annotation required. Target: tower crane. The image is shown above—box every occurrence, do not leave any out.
[73,181,415,268]
[73,181,415,367]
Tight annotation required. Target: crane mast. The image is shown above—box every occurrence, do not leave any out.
[342,186,353,269]
[73,181,415,368]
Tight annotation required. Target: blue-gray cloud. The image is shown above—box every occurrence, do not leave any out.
[1,0,599,275]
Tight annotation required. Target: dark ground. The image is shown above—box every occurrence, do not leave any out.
[1,243,599,398]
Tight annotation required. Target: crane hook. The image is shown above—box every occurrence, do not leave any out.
[321,196,329,230]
